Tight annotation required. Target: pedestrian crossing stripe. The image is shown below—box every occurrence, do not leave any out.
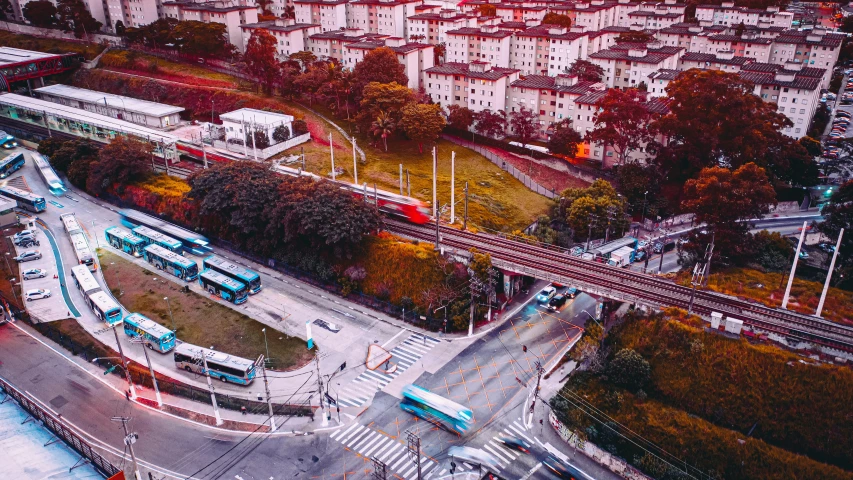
[334,334,440,408]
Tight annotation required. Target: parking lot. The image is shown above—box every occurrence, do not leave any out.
[10,225,75,321]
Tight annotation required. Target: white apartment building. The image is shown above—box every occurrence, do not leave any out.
[702,33,772,62]
[241,19,321,59]
[589,42,683,89]
[445,26,513,68]
[423,61,520,113]
[507,74,604,139]
[407,9,473,43]
[342,37,433,89]
[104,0,160,30]
[307,28,385,61]
[646,68,681,97]
[294,0,348,32]
[510,24,588,76]
[626,9,683,29]
[769,29,844,88]
[162,1,258,52]
[695,3,793,29]
[740,66,821,138]
[347,0,420,38]
[678,51,754,73]
[494,4,546,23]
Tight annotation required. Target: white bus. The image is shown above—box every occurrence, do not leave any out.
[60,213,96,271]
[70,265,122,326]
[173,343,257,385]
[70,264,100,296]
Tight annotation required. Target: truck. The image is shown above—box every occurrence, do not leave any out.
[608,246,636,267]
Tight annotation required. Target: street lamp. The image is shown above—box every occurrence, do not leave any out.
[129,337,162,408]
[163,297,175,331]
[261,327,270,364]
[641,191,648,227]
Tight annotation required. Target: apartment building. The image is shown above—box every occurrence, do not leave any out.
[347,0,420,38]
[510,24,588,76]
[494,4,547,23]
[646,68,681,96]
[342,37,433,88]
[407,9,473,43]
[626,9,683,29]
[589,42,683,89]
[695,3,793,29]
[740,64,821,138]
[104,0,160,30]
[241,19,321,59]
[307,28,385,61]
[445,26,514,68]
[423,61,520,113]
[769,29,844,88]
[507,74,604,139]
[703,33,772,62]
[162,1,258,52]
[678,51,755,73]
[294,0,349,32]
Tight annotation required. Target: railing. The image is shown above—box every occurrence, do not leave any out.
[0,375,122,477]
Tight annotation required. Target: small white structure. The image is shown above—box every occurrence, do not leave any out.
[710,311,723,329]
[724,317,743,335]
[218,108,309,160]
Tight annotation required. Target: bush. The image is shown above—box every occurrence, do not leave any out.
[605,348,650,390]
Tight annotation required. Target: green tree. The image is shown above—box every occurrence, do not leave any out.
[125,18,177,47]
[478,4,496,16]
[446,104,475,131]
[246,129,270,150]
[36,137,66,159]
[615,31,654,43]
[566,59,605,83]
[371,111,395,152]
[799,136,822,157]
[245,30,280,94]
[561,179,628,241]
[56,0,102,38]
[509,105,539,148]
[272,124,291,143]
[351,47,408,102]
[87,136,152,194]
[474,109,507,138]
[23,0,57,27]
[46,138,99,173]
[587,88,654,166]
[819,180,853,287]
[0,0,13,20]
[541,12,572,29]
[294,65,329,105]
[606,348,650,391]
[114,20,125,36]
[289,51,317,72]
[569,318,603,363]
[400,103,446,153]
[547,119,582,157]
[841,15,853,34]
[616,163,665,219]
[173,21,234,58]
[356,81,415,132]
[292,119,308,136]
[749,230,793,272]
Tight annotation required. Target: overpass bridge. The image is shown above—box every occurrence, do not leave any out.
[386,219,853,354]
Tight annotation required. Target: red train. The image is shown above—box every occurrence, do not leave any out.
[272,164,432,224]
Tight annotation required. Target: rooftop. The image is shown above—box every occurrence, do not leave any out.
[647,68,682,80]
[739,71,821,90]
[425,62,519,80]
[590,44,684,63]
[679,52,755,65]
[446,27,515,38]
[33,85,184,117]
[510,75,600,94]
[220,108,294,126]
[0,47,65,67]
[241,20,319,33]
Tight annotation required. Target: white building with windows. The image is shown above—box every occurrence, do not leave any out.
[445,26,513,68]
[294,0,349,32]
[423,61,519,113]
[241,20,321,59]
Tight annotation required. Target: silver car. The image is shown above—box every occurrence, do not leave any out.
[448,447,500,473]
[14,251,42,262]
[22,268,46,280]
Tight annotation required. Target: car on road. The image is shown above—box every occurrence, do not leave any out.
[542,454,585,479]
[14,251,41,263]
[536,286,557,303]
[22,268,46,280]
[819,243,836,253]
[24,289,51,302]
[497,436,532,454]
[634,251,646,262]
[570,246,584,256]
[565,287,579,298]
[448,447,500,473]
[548,294,567,311]
[313,319,341,333]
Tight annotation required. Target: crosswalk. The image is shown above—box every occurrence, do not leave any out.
[333,333,441,408]
[478,418,539,474]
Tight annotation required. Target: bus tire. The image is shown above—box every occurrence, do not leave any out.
[156,264,162,270]
[184,366,193,372]
[220,376,228,383]
[208,287,215,295]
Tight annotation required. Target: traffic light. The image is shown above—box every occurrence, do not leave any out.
[522,345,527,353]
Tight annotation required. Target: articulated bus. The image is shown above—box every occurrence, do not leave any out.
[105,226,145,257]
[60,213,95,271]
[202,256,261,294]
[173,342,257,385]
[142,244,198,281]
[131,225,182,253]
[400,384,473,435]
[120,209,211,256]
[0,185,46,213]
[123,313,175,353]
[70,264,100,296]
[0,152,24,179]
[32,152,66,196]
[199,269,248,305]
[70,265,122,326]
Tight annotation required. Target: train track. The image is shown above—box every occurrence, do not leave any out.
[385,219,853,353]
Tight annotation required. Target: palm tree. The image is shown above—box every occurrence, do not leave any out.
[371,111,395,152]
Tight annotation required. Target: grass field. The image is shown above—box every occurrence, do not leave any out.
[0,31,105,60]
[99,250,312,370]
[98,50,251,89]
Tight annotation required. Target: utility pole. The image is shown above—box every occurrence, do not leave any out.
[434,206,441,252]
[352,138,358,185]
[468,278,476,337]
[399,164,403,195]
[372,457,387,480]
[199,349,223,426]
[316,355,327,426]
[407,169,411,197]
[450,151,455,224]
[816,227,844,318]
[261,358,276,432]
[782,221,808,309]
[113,326,136,400]
[687,242,712,315]
[432,146,437,218]
[463,182,469,231]
[406,430,422,480]
[529,361,544,417]
[301,146,305,171]
[330,133,336,181]
[129,337,161,408]
[657,231,668,274]
[111,417,141,480]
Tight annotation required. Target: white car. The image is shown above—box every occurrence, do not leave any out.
[448,447,500,473]
[22,268,47,280]
[536,286,556,303]
[24,289,51,301]
[13,229,35,241]
[14,251,42,263]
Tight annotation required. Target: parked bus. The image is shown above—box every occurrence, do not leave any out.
[70,265,122,326]
[202,256,261,294]
[0,131,18,149]
[120,209,211,255]
[70,264,100,296]
[60,213,95,271]
[0,185,46,213]
[173,342,257,385]
[123,313,175,353]
[142,244,198,281]
[131,225,182,253]
[32,152,66,196]
[199,269,248,305]
[400,384,473,434]
[105,226,145,257]
[0,152,24,178]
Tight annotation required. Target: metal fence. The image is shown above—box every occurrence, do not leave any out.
[0,375,121,478]
[452,138,560,200]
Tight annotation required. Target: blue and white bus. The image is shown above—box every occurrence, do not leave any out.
[142,244,198,281]
[61,213,95,271]
[202,256,261,294]
[0,131,17,149]
[105,226,145,257]
[199,269,248,304]
[400,384,473,435]
[120,209,211,256]
[131,225,182,253]
[70,264,100,296]
[70,265,122,326]
[123,313,175,353]
[0,185,46,213]
[0,152,24,179]
[32,152,66,196]
[173,342,257,385]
